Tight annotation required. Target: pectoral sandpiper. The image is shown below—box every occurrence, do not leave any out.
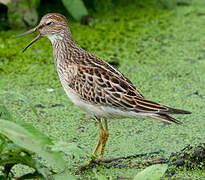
[15,13,191,160]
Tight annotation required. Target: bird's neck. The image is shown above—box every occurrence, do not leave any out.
[49,30,83,66]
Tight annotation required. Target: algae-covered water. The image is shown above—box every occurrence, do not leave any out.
[0,0,205,178]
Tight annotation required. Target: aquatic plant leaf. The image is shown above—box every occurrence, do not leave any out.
[95,174,108,180]
[0,99,13,121]
[51,141,87,158]
[0,119,67,171]
[94,169,108,180]
[134,164,168,180]
[61,0,88,21]
[0,175,7,179]
[53,171,76,180]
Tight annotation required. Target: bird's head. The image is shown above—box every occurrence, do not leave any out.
[15,13,69,52]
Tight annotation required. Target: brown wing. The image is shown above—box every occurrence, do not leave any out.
[73,50,144,98]
[68,65,174,114]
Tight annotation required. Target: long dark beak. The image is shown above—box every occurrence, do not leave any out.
[14,27,42,52]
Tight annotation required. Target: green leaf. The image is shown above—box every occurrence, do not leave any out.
[53,171,76,180]
[0,99,13,121]
[34,166,53,179]
[94,169,108,180]
[0,175,8,179]
[51,141,86,158]
[134,164,168,180]
[61,0,88,21]
[0,119,67,171]
[95,174,107,180]
[0,80,6,90]
[0,139,26,154]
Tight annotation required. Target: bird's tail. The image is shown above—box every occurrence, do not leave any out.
[148,106,191,125]
[165,107,191,114]
[148,114,183,125]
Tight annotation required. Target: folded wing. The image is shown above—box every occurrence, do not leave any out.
[67,65,191,116]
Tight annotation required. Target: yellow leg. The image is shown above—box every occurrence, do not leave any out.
[93,118,104,156]
[99,119,109,160]
[93,117,109,160]
[79,118,109,171]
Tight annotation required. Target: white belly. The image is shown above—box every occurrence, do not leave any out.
[65,87,106,117]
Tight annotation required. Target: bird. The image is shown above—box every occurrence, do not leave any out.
[15,13,191,160]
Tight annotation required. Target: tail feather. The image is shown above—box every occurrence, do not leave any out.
[148,114,182,125]
[165,107,191,115]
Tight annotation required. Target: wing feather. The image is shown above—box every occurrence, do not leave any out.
[67,65,175,114]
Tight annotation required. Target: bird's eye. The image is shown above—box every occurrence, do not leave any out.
[46,21,53,26]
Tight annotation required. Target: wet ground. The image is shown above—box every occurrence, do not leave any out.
[0,0,205,178]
